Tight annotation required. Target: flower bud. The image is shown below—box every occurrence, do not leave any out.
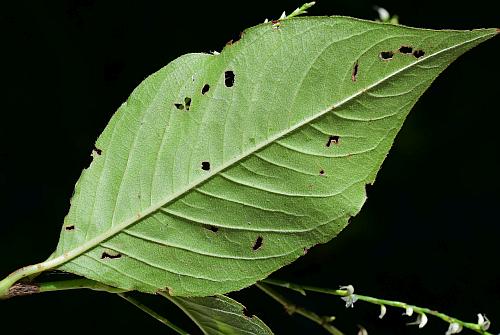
[445,322,462,335]
[407,313,428,328]
[357,326,368,335]
[403,306,413,317]
[379,305,387,319]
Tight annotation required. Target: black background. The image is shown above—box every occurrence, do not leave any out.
[0,1,499,334]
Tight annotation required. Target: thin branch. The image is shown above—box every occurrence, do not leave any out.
[3,278,127,298]
[39,279,128,294]
[118,293,189,335]
[6,279,190,334]
[262,279,493,335]
[255,283,344,335]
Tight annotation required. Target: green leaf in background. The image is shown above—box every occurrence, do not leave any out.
[0,17,496,298]
[120,291,273,335]
[165,294,273,335]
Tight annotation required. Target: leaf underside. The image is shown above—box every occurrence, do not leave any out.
[51,16,496,296]
[167,294,273,335]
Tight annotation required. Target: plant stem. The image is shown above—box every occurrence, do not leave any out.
[262,279,493,335]
[2,278,189,334]
[38,279,128,294]
[0,263,47,299]
[255,283,344,335]
[118,293,189,335]
[1,278,128,298]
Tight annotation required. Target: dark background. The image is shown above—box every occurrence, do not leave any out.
[0,1,499,334]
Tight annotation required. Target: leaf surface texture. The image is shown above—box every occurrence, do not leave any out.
[51,17,496,296]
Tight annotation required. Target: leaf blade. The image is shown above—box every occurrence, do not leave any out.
[164,294,274,335]
[50,17,497,295]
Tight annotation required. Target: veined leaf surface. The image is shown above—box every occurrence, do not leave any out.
[165,294,273,335]
[47,17,496,296]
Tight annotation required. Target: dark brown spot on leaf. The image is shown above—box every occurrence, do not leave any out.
[380,51,394,60]
[93,146,102,155]
[184,97,192,111]
[413,49,425,58]
[271,20,281,30]
[101,252,122,259]
[65,225,75,231]
[174,103,184,110]
[253,236,263,251]
[352,61,359,81]
[205,225,219,233]
[399,46,413,54]
[319,169,325,176]
[326,135,340,147]
[224,71,235,87]
[201,161,210,171]
[201,84,210,95]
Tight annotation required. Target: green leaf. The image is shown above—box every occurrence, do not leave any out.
[163,294,273,335]
[120,292,272,335]
[23,18,496,296]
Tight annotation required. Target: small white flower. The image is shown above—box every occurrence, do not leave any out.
[477,313,490,330]
[339,285,357,308]
[407,313,428,328]
[340,285,355,295]
[341,294,358,308]
[445,322,463,335]
[263,18,269,23]
[403,306,414,317]
[357,325,368,335]
[419,314,428,328]
[379,305,387,319]
[374,6,390,21]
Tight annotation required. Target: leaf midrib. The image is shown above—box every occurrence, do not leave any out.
[50,31,491,270]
